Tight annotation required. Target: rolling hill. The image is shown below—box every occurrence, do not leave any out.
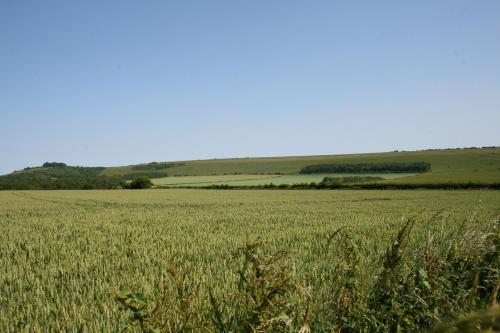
[3,147,500,186]
[101,147,500,184]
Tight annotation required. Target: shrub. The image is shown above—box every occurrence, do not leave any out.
[128,177,153,189]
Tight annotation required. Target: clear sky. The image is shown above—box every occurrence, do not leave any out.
[1,1,499,174]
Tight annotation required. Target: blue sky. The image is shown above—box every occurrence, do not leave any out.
[1,1,499,174]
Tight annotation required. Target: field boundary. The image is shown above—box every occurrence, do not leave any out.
[160,182,500,190]
[156,175,282,186]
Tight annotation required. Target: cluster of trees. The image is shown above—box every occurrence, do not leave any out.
[126,177,153,189]
[131,162,184,171]
[1,157,159,190]
[300,162,431,174]
[0,177,126,190]
[8,166,105,179]
[42,162,67,168]
[395,146,500,153]
[0,169,155,190]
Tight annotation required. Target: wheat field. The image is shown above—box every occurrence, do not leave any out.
[0,189,499,332]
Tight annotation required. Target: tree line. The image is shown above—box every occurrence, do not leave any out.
[191,181,500,190]
[300,162,431,174]
[0,177,126,190]
[131,162,184,171]
[0,175,153,190]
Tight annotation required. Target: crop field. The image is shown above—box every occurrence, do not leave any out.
[9,148,500,186]
[1,189,499,332]
[381,169,500,184]
[153,173,416,187]
[152,174,281,186]
[99,148,500,184]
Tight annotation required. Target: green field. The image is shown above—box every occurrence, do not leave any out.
[6,148,500,186]
[99,148,500,185]
[152,174,281,186]
[153,173,416,187]
[1,189,499,331]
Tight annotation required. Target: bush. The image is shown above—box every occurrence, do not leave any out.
[128,177,153,189]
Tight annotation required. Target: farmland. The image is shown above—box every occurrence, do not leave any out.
[152,173,416,187]
[5,148,500,188]
[3,0,499,331]
[99,148,500,185]
[1,189,499,331]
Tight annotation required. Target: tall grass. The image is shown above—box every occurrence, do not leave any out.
[116,216,500,332]
[0,189,499,331]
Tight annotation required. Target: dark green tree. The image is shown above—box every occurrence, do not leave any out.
[129,176,153,189]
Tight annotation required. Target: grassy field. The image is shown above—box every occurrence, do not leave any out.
[99,147,500,184]
[381,169,500,184]
[1,189,499,331]
[7,148,500,185]
[152,174,280,186]
[153,173,416,187]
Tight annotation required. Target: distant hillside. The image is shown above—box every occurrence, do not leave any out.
[0,163,123,190]
[99,147,500,184]
[3,147,500,185]
[4,164,105,179]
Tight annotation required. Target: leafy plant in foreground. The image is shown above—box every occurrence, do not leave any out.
[209,239,305,332]
[116,290,161,333]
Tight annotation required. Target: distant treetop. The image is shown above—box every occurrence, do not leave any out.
[42,162,67,168]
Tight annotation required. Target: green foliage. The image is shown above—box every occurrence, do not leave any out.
[42,162,67,168]
[117,264,203,332]
[128,177,153,189]
[4,165,105,179]
[366,218,417,330]
[116,240,305,332]
[321,176,384,184]
[0,176,125,190]
[121,172,171,180]
[116,291,161,333]
[301,162,431,174]
[312,227,363,331]
[429,305,500,333]
[209,239,302,333]
[131,162,185,171]
[194,181,500,190]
